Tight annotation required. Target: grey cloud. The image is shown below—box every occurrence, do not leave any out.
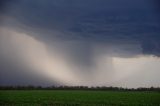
[0,0,160,87]
[0,0,159,56]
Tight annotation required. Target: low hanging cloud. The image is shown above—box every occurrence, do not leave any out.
[0,27,160,88]
[0,27,84,86]
[0,0,160,87]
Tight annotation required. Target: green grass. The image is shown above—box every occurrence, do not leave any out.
[0,90,160,106]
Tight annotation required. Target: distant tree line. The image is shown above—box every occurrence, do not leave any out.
[0,85,160,91]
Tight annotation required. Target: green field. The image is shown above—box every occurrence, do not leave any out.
[0,90,160,106]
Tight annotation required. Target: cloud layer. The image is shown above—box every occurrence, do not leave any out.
[0,0,160,87]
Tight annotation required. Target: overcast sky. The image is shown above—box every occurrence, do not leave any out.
[0,0,160,88]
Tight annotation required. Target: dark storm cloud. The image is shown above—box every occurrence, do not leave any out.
[0,0,160,56]
[0,0,12,12]
[0,0,160,87]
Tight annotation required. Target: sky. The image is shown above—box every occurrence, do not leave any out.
[0,0,160,88]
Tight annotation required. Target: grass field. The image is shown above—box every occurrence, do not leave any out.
[0,90,160,106]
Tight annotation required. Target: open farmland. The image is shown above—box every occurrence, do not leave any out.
[0,90,160,106]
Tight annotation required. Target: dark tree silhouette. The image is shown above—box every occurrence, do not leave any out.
[0,85,160,91]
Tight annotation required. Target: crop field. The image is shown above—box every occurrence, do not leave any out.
[0,90,160,106]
